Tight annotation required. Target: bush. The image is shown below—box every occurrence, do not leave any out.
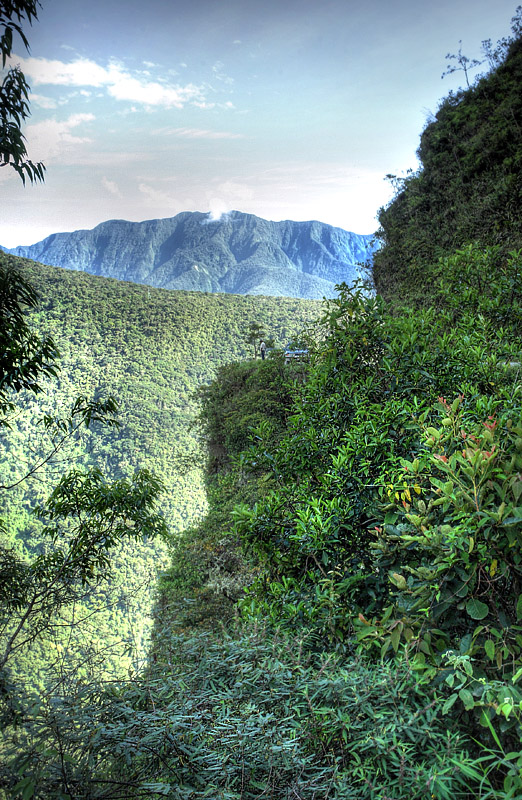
[4,625,488,799]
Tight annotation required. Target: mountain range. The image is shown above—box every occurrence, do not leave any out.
[3,211,377,299]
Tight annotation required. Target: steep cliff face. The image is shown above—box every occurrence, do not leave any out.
[6,211,377,299]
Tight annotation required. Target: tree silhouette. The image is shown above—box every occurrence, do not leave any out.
[441,40,484,88]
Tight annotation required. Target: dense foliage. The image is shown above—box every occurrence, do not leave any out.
[0,252,318,691]
[155,354,302,633]
[5,249,520,797]
[5,626,488,800]
[154,257,519,798]
[118,242,517,800]
[3,254,317,528]
[3,10,522,800]
[0,260,169,794]
[373,8,522,302]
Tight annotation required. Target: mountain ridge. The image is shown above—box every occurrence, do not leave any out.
[3,211,377,300]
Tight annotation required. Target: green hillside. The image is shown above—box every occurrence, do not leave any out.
[2,253,319,526]
[0,252,319,686]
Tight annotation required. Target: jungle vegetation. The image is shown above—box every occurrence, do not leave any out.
[0,253,319,694]
[2,6,522,800]
[143,11,522,798]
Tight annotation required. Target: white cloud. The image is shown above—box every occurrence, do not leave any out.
[138,182,177,208]
[25,113,95,162]
[206,181,254,221]
[208,200,230,221]
[11,55,207,110]
[13,55,116,87]
[159,127,244,140]
[102,176,123,198]
[107,75,203,108]
[30,93,57,109]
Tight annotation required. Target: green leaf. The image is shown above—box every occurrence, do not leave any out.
[459,688,475,710]
[13,778,35,800]
[442,693,458,714]
[390,572,407,590]
[481,712,503,748]
[466,598,489,620]
[512,666,522,684]
[455,581,469,598]
[390,625,401,652]
[485,639,495,660]
[516,594,522,621]
[503,511,522,526]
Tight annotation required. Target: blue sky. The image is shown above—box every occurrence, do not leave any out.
[1,0,519,247]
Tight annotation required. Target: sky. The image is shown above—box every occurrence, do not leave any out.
[0,0,519,247]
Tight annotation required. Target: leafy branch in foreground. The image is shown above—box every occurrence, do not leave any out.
[0,467,168,679]
[0,396,120,490]
[0,0,45,183]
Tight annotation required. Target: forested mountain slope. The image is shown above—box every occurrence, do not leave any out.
[1,254,318,527]
[4,211,377,300]
[374,26,522,300]
[0,251,319,686]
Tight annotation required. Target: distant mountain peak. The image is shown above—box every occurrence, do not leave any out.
[4,211,378,300]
